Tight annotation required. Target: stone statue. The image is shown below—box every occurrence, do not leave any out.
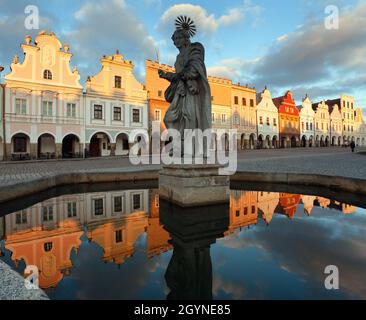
[158,16,212,135]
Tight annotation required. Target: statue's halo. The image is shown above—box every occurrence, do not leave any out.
[175,15,197,37]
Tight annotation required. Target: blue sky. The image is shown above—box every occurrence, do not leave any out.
[0,0,365,113]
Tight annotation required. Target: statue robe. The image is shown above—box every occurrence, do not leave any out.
[164,42,212,135]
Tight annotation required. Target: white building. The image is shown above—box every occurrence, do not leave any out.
[256,87,279,148]
[329,103,343,146]
[298,95,315,147]
[4,32,84,161]
[312,101,331,147]
[85,51,148,157]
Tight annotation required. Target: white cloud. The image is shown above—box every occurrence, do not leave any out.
[65,0,157,82]
[158,4,218,37]
[218,9,244,27]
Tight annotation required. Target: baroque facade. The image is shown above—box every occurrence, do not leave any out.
[298,95,315,147]
[256,87,279,148]
[4,32,84,160]
[85,51,148,157]
[1,33,366,162]
[273,91,300,148]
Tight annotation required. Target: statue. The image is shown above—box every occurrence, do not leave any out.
[158,16,212,136]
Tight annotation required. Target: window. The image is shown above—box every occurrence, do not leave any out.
[242,98,246,106]
[44,242,53,252]
[154,109,161,121]
[234,96,239,105]
[14,136,27,153]
[236,210,240,217]
[113,107,122,121]
[212,113,215,122]
[67,202,77,218]
[266,117,270,126]
[310,123,313,131]
[302,122,304,131]
[94,105,103,119]
[132,108,140,123]
[234,114,240,125]
[321,123,324,130]
[133,194,141,210]
[259,116,263,125]
[115,230,123,243]
[244,207,248,215]
[155,194,159,208]
[306,122,309,130]
[221,114,226,123]
[67,103,76,118]
[15,211,27,224]
[211,96,214,101]
[114,196,123,213]
[43,70,52,80]
[94,198,104,215]
[158,90,163,97]
[115,76,122,88]
[251,206,256,214]
[42,101,53,116]
[273,118,277,126]
[15,98,27,115]
[250,99,254,107]
[42,206,53,222]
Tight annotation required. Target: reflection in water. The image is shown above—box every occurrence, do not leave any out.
[160,201,229,300]
[0,188,361,299]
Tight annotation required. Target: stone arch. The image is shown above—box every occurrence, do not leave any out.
[88,132,111,157]
[115,132,130,156]
[37,133,56,159]
[62,134,81,158]
[11,132,31,160]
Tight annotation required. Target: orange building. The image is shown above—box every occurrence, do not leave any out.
[273,91,300,148]
[277,193,301,219]
[147,190,172,258]
[145,60,172,132]
[5,215,83,289]
[226,190,258,235]
[86,212,148,266]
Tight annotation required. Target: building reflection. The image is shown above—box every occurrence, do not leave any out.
[1,188,357,290]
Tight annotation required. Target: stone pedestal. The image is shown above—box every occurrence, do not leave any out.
[159,164,230,207]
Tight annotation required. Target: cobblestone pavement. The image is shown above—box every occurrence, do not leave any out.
[0,147,365,188]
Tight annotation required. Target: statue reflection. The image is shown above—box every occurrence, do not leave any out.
[159,200,229,300]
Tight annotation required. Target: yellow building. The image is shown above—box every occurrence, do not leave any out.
[232,83,257,149]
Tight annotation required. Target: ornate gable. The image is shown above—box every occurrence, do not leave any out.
[5,31,82,90]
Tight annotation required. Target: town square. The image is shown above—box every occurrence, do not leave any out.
[1,0,366,307]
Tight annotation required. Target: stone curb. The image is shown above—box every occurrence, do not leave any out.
[0,169,366,204]
[0,260,49,300]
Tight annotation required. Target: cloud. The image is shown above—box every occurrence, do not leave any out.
[251,2,366,97]
[158,4,219,37]
[158,1,263,38]
[64,0,157,82]
[218,8,244,27]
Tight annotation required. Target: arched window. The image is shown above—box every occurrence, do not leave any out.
[43,70,52,80]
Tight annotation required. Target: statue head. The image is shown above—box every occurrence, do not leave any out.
[172,16,196,49]
[172,29,190,49]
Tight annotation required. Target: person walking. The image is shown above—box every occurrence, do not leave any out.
[350,140,356,153]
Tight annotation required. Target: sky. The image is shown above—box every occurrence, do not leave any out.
[0,0,365,114]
